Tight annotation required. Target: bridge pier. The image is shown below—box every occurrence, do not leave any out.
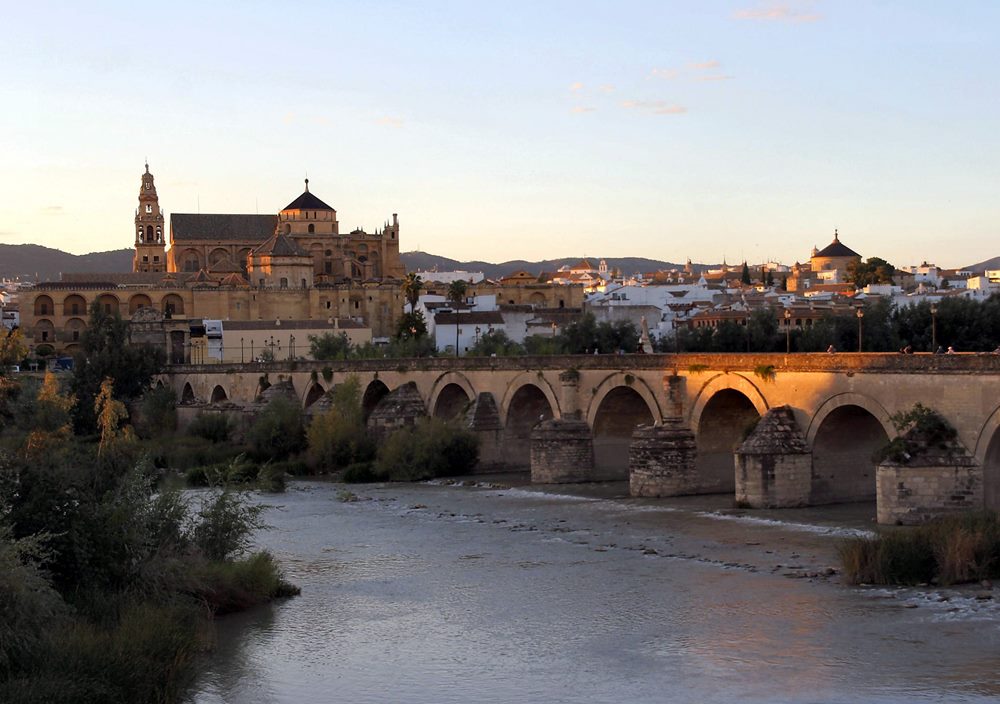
[628,419,698,497]
[465,392,505,472]
[734,406,811,508]
[530,418,595,483]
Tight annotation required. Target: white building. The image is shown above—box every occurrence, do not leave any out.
[413,270,485,285]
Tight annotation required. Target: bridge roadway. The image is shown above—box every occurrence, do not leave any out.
[162,353,1000,511]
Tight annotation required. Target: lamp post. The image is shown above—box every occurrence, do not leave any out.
[930,303,938,351]
[856,307,865,352]
[289,334,295,360]
[784,308,791,353]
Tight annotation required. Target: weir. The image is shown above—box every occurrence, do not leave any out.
[161,352,1000,523]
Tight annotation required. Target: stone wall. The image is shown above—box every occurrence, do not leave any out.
[735,406,811,508]
[530,419,594,483]
[876,465,983,525]
[628,420,698,497]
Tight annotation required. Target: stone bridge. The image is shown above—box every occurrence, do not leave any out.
[160,353,1000,520]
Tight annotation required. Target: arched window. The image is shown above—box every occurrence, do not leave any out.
[308,223,315,233]
[147,225,153,239]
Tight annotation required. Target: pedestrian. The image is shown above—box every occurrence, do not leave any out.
[827,344,836,354]
[904,345,913,354]
[946,346,956,354]
[935,346,945,355]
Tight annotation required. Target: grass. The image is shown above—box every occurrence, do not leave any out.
[839,511,1000,586]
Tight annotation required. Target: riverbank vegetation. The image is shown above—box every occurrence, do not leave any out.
[839,512,1000,586]
[0,304,297,703]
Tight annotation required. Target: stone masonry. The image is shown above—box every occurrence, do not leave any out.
[628,419,698,497]
[735,406,811,508]
[530,418,595,483]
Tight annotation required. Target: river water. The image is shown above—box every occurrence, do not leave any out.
[190,479,1000,704]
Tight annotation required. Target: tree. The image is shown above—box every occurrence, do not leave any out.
[70,302,164,433]
[847,257,896,288]
[0,328,27,374]
[401,273,423,313]
[309,331,353,360]
[741,262,751,286]
[395,310,428,340]
[447,280,468,307]
[467,330,524,357]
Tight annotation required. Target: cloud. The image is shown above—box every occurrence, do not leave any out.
[40,206,63,214]
[569,82,584,92]
[571,106,596,114]
[376,116,404,129]
[696,74,735,81]
[649,68,679,80]
[622,100,687,115]
[734,2,822,23]
[690,60,721,70]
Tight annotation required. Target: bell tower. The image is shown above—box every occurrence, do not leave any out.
[133,162,166,273]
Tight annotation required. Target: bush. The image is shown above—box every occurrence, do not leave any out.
[159,436,244,471]
[341,461,379,483]
[374,418,479,481]
[190,490,265,562]
[246,398,305,462]
[187,412,232,443]
[839,511,1000,585]
[189,552,298,615]
[137,386,177,439]
[306,377,374,472]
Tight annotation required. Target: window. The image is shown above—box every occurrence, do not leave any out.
[72,330,79,341]
[301,279,307,289]
[143,256,149,262]
[146,204,152,213]
[308,224,315,233]
[326,301,331,309]
[42,331,49,341]
[71,304,80,315]
[153,256,159,262]
[104,304,112,314]
[280,277,288,289]
[324,262,332,274]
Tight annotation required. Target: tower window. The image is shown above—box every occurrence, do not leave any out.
[280,278,288,289]
[308,224,315,233]
[146,204,152,213]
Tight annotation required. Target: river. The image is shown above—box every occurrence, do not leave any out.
[190,478,1000,704]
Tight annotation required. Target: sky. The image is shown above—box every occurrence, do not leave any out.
[2,1,999,268]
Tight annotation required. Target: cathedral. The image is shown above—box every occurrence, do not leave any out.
[21,164,580,362]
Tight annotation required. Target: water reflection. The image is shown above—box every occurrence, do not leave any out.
[190,481,1000,704]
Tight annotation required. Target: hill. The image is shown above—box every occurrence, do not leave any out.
[965,256,1000,273]
[0,244,133,281]
[400,252,691,279]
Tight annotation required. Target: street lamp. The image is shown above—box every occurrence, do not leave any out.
[930,303,938,351]
[856,306,865,352]
[784,308,791,353]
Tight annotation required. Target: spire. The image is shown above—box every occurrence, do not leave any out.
[304,178,310,193]
[833,228,839,242]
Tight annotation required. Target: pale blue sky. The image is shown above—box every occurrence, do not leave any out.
[2,1,998,267]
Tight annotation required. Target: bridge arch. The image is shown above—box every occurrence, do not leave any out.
[975,405,1000,510]
[499,372,560,423]
[585,372,662,429]
[210,385,228,404]
[589,383,657,478]
[181,382,195,404]
[807,393,893,505]
[428,372,476,420]
[362,379,391,421]
[691,374,766,493]
[688,373,768,435]
[303,381,326,410]
[501,376,559,469]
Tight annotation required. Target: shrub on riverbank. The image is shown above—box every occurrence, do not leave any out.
[306,377,375,473]
[247,397,305,462]
[370,418,479,482]
[839,511,1000,585]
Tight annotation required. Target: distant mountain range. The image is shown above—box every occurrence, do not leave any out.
[1,243,996,282]
[0,244,133,281]
[400,252,692,278]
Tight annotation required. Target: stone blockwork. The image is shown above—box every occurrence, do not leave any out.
[530,419,595,483]
[465,392,504,472]
[876,430,982,525]
[735,406,811,508]
[366,381,427,439]
[628,419,698,497]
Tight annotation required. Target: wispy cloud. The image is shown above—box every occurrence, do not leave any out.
[734,2,822,23]
[690,60,721,70]
[569,81,584,92]
[571,106,596,114]
[650,67,680,80]
[376,116,404,129]
[622,100,687,115]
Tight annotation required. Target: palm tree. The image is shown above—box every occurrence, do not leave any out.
[402,273,423,313]
[447,280,468,357]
